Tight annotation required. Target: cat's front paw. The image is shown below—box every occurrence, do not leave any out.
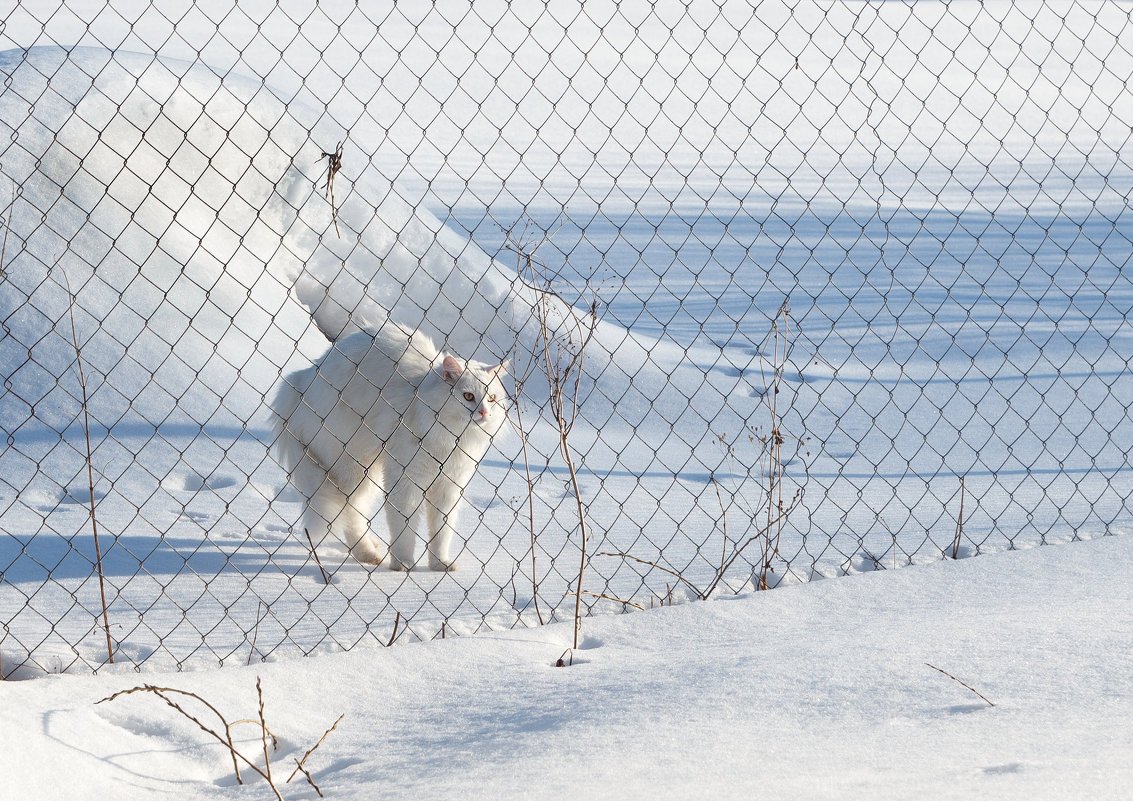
[347,538,386,566]
[389,558,413,572]
[428,558,458,572]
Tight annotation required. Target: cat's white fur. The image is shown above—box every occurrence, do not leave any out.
[271,323,508,571]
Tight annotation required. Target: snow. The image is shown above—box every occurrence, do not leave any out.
[0,4,1129,794]
[3,534,1130,799]
[1,0,1133,675]
[0,12,1129,796]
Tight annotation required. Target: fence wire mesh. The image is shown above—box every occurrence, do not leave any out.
[1,0,1131,676]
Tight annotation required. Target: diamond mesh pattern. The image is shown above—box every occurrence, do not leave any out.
[1,1,1131,676]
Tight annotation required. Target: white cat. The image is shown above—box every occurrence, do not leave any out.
[271,323,508,571]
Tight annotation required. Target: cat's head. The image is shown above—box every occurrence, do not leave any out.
[439,355,509,433]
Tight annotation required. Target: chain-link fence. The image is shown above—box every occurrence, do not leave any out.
[1,1,1131,677]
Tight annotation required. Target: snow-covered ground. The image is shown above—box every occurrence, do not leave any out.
[0,8,1130,795]
[3,534,1130,800]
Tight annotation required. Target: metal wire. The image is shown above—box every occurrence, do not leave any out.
[0,1,1131,676]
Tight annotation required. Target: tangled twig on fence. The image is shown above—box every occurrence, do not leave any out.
[318,141,343,237]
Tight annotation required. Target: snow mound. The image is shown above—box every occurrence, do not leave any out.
[0,46,723,447]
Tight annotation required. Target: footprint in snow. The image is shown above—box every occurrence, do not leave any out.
[181,473,237,492]
[61,486,107,505]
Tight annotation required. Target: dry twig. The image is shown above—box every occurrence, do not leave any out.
[505,338,545,625]
[257,678,273,788]
[305,527,331,584]
[597,551,702,597]
[247,601,266,666]
[925,662,995,707]
[712,474,729,586]
[61,270,114,665]
[951,476,966,559]
[98,679,343,799]
[287,713,344,786]
[318,141,343,237]
[97,685,261,792]
[565,589,645,611]
[292,760,323,797]
[506,220,600,649]
[386,610,402,646]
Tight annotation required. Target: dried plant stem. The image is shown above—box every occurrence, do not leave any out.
[925,662,995,707]
[97,685,260,792]
[62,271,113,665]
[609,302,805,599]
[257,678,273,789]
[506,221,598,651]
[247,601,265,666]
[704,504,796,598]
[951,476,966,559]
[760,301,789,590]
[510,396,544,624]
[564,589,645,611]
[563,441,590,644]
[0,185,11,279]
[713,474,728,582]
[386,610,402,646]
[99,680,342,799]
[292,760,323,797]
[318,141,343,237]
[597,551,702,597]
[304,528,330,584]
[287,714,344,784]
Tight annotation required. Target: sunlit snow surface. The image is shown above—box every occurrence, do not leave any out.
[1,0,1132,675]
[3,536,1131,800]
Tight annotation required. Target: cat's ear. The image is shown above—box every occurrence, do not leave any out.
[441,355,465,384]
[491,360,510,377]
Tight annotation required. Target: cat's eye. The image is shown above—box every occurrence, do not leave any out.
[487,394,496,403]
[463,391,475,402]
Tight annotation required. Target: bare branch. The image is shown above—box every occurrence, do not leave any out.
[564,589,645,611]
[504,217,601,650]
[60,270,114,665]
[256,678,273,788]
[287,713,344,784]
[97,685,261,792]
[247,601,266,666]
[292,759,324,798]
[925,663,995,707]
[305,528,331,584]
[596,551,703,598]
[951,476,966,559]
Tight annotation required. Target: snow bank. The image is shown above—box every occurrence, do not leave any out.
[0,46,726,441]
[2,534,1129,799]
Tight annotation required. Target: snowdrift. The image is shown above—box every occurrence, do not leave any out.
[0,47,747,448]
